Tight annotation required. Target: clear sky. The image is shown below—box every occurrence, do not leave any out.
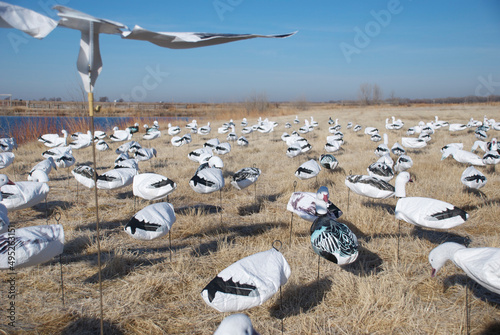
[0,0,499,103]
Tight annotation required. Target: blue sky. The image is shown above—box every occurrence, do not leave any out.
[0,0,499,102]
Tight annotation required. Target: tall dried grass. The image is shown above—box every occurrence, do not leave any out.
[1,104,499,334]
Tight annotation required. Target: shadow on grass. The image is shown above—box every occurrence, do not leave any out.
[270,278,332,318]
[480,321,500,335]
[362,201,395,215]
[463,187,487,199]
[62,316,124,335]
[443,274,500,306]
[410,227,471,246]
[190,221,286,257]
[176,203,222,215]
[342,245,383,276]
[238,202,262,216]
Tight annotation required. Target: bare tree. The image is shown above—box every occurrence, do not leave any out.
[372,84,382,104]
[358,83,372,105]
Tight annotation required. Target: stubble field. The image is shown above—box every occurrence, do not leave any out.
[1,103,499,334]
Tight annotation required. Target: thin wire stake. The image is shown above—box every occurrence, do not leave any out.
[219,188,223,226]
[465,276,470,335]
[75,178,79,206]
[397,219,401,266]
[272,240,284,335]
[289,181,298,246]
[54,212,64,307]
[169,230,172,262]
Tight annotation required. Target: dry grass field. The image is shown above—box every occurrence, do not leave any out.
[1,104,499,334]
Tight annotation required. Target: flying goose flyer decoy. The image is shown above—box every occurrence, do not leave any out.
[201,247,291,312]
[0,2,295,94]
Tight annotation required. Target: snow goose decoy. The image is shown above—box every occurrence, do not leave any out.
[189,159,225,194]
[401,137,427,149]
[125,202,176,240]
[201,247,291,312]
[133,173,176,201]
[364,127,379,136]
[0,224,64,269]
[188,147,213,163]
[231,167,261,190]
[126,123,139,134]
[0,152,15,170]
[367,161,394,182]
[38,129,68,148]
[214,142,231,155]
[391,142,405,156]
[110,127,133,142]
[0,203,8,234]
[295,159,321,180]
[319,154,339,170]
[0,176,49,211]
[460,166,487,190]
[167,123,181,136]
[449,123,467,132]
[97,167,137,190]
[393,155,413,173]
[310,215,358,265]
[482,138,500,166]
[345,171,412,199]
[0,138,16,152]
[374,134,390,157]
[134,147,157,162]
[95,140,110,151]
[429,242,500,295]
[237,136,249,147]
[287,186,342,222]
[143,128,161,140]
[198,122,211,136]
[395,197,468,229]
[213,314,260,335]
[441,146,485,166]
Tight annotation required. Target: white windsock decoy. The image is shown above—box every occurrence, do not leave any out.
[441,147,486,166]
[188,147,213,163]
[134,147,157,162]
[374,133,390,157]
[69,130,92,150]
[189,166,224,194]
[345,171,412,199]
[28,157,57,180]
[201,247,291,312]
[441,142,463,153]
[38,129,68,147]
[395,197,468,229]
[482,138,500,166]
[116,141,142,154]
[72,165,96,189]
[371,133,382,142]
[28,169,49,183]
[401,137,427,149]
[391,142,405,156]
[97,167,137,190]
[167,123,181,136]
[231,167,261,190]
[109,127,133,142]
[287,186,342,222]
[198,122,211,135]
[237,136,249,146]
[0,224,64,269]
[95,140,110,151]
[143,128,161,140]
[364,127,378,136]
[367,162,394,182]
[310,215,358,265]
[0,138,16,152]
[429,242,500,295]
[204,138,220,149]
[124,202,176,240]
[0,178,49,211]
[214,142,231,155]
[461,166,487,189]
[286,144,302,158]
[0,203,8,234]
[133,173,176,201]
[115,158,139,170]
[0,152,15,170]
[295,159,321,180]
[394,155,413,173]
[449,123,467,132]
[213,314,260,335]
